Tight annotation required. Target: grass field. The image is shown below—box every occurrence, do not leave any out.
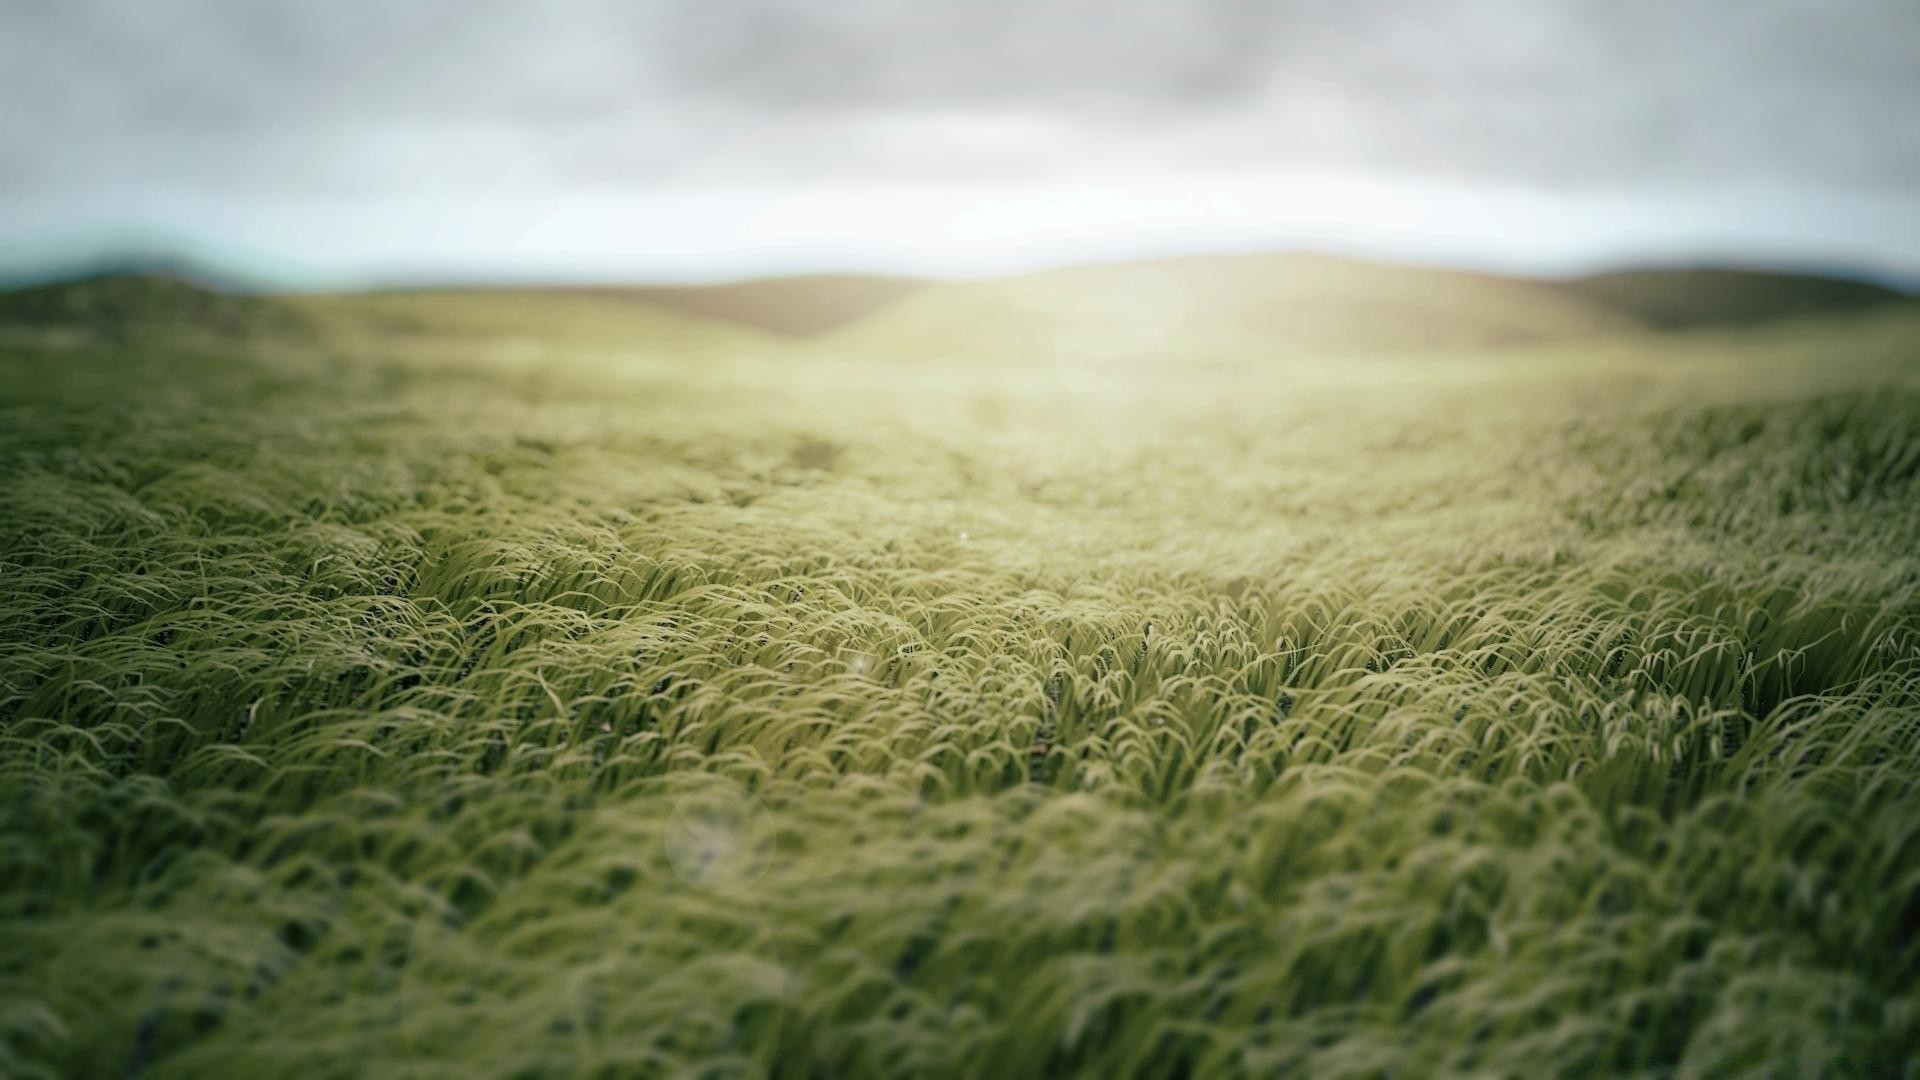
[3,256,1919,1077]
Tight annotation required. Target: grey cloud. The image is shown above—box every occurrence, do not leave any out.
[639,0,1290,109]
[0,0,1915,273]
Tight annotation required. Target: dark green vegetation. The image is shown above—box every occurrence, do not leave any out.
[3,257,1918,1077]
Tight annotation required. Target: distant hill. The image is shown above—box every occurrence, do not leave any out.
[3,255,1909,353]
[0,271,308,339]
[802,254,1643,362]
[582,275,925,339]
[524,254,1639,360]
[305,287,769,351]
[1552,268,1910,330]
[596,256,1913,358]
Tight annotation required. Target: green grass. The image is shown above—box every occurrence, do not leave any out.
[2,264,1919,1077]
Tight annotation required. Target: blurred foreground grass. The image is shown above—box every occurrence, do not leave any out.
[2,260,1919,1076]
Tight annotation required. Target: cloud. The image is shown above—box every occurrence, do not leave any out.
[1,0,1916,275]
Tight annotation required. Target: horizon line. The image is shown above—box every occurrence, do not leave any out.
[5,236,1919,297]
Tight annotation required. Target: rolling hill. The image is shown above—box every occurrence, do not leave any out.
[1554,267,1911,330]
[0,270,310,340]
[2,254,1910,360]
[581,274,926,338]
[804,254,1644,366]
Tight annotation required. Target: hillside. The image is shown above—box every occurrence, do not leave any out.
[0,271,310,340]
[645,254,1651,360]
[5,255,1909,358]
[1554,268,1910,329]
[571,255,1913,358]
[584,274,926,339]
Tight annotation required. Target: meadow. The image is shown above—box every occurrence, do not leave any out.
[2,256,1918,1077]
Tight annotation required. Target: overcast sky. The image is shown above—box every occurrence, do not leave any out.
[3,0,1917,283]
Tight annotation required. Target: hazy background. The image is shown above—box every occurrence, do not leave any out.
[3,0,1917,285]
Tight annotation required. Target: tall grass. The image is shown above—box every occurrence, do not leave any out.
[1,292,1918,1077]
